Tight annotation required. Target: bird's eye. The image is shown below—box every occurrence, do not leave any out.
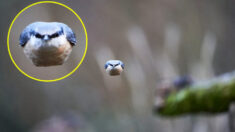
[114,64,119,67]
[50,33,59,38]
[35,33,43,38]
[109,64,113,66]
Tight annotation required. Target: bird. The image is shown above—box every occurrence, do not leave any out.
[173,76,193,90]
[104,60,124,76]
[19,21,77,67]
[154,76,193,112]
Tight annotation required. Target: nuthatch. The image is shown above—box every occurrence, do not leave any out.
[19,22,77,67]
[154,76,193,112]
[104,60,124,76]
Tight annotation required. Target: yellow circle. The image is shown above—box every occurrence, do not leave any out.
[7,1,88,82]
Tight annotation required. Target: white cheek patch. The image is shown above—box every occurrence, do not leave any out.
[47,35,68,47]
[28,37,43,50]
[106,65,113,72]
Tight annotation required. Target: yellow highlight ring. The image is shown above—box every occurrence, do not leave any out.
[7,1,88,82]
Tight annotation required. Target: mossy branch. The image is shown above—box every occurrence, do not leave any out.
[156,71,235,116]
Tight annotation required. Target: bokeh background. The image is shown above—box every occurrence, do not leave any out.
[0,0,234,132]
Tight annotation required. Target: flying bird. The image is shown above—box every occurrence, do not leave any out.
[104,60,124,76]
[19,22,77,67]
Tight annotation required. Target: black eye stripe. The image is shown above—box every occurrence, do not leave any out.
[108,63,119,67]
[34,30,63,39]
[35,33,44,38]
[49,30,64,38]
[49,33,59,38]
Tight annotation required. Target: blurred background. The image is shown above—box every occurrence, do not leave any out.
[0,0,234,132]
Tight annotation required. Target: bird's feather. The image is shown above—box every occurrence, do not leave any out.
[104,63,109,69]
[19,27,31,47]
[121,63,124,69]
[58,23,77,46]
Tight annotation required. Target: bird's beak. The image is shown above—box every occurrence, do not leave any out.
[43,35,49,41]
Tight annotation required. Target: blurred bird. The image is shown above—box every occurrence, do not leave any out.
[19,22,77,67]
[154,76,193,112]
[105,60,124,76]
[173,76,193,90]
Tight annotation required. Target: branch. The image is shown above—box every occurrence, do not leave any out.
[155,71,235,116]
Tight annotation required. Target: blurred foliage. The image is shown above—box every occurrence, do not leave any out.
[156,72,235,116]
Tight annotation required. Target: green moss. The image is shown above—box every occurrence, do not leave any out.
[157,76,235,116]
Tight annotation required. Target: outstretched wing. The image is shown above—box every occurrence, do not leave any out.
[58,23,77,46]
[19,22,40,47]
[19,26,31,47]
[104,63,109,69]
[121,62,124,69]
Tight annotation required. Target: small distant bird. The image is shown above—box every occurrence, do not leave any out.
[154,76,193,112]
[173,76,193,90]
[104,60,124,76]
[19,22,77,67]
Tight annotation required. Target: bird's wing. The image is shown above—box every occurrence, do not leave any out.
[104,63,109,69]
[19,25,32,47]
[121,62,124,69]
[59,23,77,46]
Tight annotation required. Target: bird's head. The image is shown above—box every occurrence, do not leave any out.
[32,24,63,42]
[19,22,77,47]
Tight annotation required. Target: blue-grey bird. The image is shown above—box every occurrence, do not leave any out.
[154,76,193,112]
[104,60,124,76]
[173,76,193,89]
[19,22,77,67]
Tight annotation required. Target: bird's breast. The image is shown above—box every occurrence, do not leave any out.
[106,67,123,76]
[23,39,72,67]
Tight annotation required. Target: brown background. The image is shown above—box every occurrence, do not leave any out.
[0,0,234,132]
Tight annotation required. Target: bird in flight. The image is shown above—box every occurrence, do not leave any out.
[19,21,77,67]
[104,60,124,76]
